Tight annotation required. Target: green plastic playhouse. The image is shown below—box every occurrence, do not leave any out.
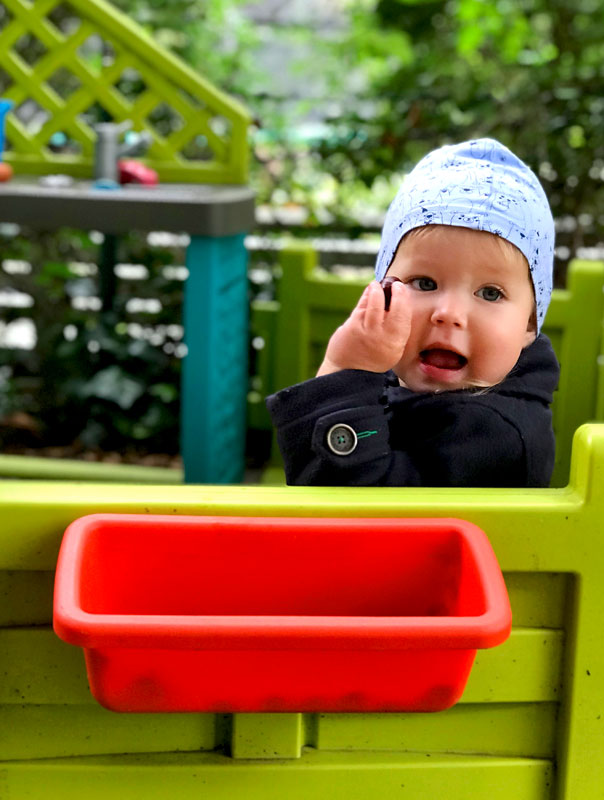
[2,2,604,798]
[2,424,604,798]
[0,253,603,799]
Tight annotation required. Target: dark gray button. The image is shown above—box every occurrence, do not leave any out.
[326,423,358,456]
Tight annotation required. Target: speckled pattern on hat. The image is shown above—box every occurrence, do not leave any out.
[375,138,555,331]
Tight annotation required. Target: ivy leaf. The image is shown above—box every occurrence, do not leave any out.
[80,366,145,410]
[149,383,179,403]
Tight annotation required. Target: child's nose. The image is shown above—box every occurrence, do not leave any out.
[430,294,466,328]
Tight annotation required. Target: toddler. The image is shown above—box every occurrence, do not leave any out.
[266,139,559,487]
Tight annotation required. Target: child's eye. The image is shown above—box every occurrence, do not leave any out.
[410,277,437,291]
[477,286,503,302]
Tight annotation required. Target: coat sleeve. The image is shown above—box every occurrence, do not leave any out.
[265,370,422,486]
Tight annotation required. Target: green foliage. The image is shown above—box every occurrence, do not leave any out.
[313,0,604,235]
[111,0,266,100]
[0,228,183,453]
[40,318,179,451]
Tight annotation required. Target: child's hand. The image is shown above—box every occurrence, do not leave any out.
[317,280,411,376]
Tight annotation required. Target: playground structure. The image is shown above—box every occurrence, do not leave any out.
[0,252,604,799]
[2,1,604,798]
[1,424,604,799]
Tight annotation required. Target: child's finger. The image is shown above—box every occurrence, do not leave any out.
[349,284,371,324]
[352,284,371,312]
[362,281,386,329]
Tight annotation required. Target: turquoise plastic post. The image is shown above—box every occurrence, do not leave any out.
[0,99,13,158]
[181,234,249,483]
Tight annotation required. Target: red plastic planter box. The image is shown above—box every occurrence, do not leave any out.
[53,514,511,713]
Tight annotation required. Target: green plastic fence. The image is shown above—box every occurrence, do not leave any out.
[597,311,604,420]
[0,453,182,482]
[249,248,604,486]
[1,423,604,798]
[0,0,250,183]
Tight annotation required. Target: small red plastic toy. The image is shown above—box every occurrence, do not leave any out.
[0,162,13,182]
[119,159,158,185]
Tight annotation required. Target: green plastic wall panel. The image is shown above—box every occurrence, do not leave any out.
[503,572,569,628]
[466,628,563,704]
[0,752,554,800]
[247,300,279,430]
[232,714,304,760]
[596,303,604,420]
[0,570,54,625]
[2,424,604,797]
[542,261,604,485]
[0,705,215,761]
[1,0,250,182]
[0,628,91,706]
[315,704,557,759]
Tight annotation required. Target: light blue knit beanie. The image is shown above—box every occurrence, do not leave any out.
[375,138,555,331]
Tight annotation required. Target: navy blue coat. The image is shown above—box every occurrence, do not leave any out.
[266,334,559,488]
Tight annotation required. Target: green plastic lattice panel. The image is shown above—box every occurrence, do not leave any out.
[0,0,250,183]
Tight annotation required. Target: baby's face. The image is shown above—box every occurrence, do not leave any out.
[386,226,536,392]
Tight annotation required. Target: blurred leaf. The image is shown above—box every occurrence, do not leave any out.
[149,383,179,403]
[78,419,106,448]
[80,366,145,409]
[37,261,78,281]
[131,404,164,440]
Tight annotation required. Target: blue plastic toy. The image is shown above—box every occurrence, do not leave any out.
[0,98,13,158]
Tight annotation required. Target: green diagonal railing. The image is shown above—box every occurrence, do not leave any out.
[0,0,250,183]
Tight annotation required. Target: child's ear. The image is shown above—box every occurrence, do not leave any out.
[523,308,538,347]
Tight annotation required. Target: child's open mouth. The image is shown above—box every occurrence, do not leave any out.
[420,348,468,371]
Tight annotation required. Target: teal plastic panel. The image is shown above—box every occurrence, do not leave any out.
[181,234,249,483]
